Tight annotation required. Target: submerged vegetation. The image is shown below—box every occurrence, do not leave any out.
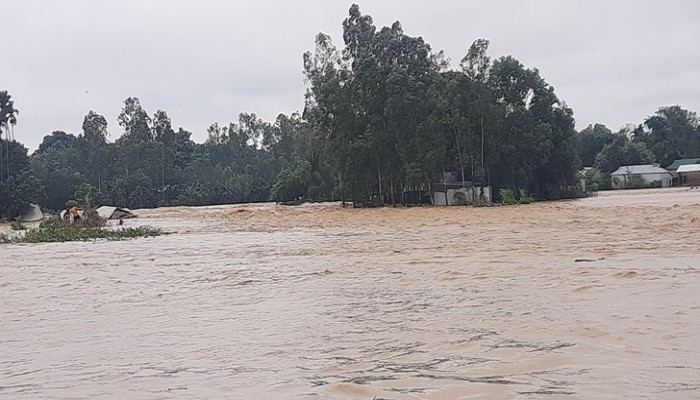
[1,5,699,219]
[497,188,534,205]
[0,219,162,244]
[499,188,518,205]
[10,217,26,230]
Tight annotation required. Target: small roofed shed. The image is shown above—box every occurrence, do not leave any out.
[676,164,700,186]
[610,164,672,189]
[96,206,135,220]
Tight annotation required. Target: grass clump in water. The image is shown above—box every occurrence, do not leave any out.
[8,219,163,244]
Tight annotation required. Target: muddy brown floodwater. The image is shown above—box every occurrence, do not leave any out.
[1,188,700,399]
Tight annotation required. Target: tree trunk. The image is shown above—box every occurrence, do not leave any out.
[390,179,395,206]
[442,167,449,206]
[377,165,383,204]
[401,178,405,205]
[468,122,478,205]
[480,105,485,187]
[161,144,165,202]
[0,139,4,182]
[455,128,466,193]
[6,139,10,181]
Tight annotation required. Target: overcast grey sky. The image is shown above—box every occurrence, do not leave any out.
[4,0,699,151]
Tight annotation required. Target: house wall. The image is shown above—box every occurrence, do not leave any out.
[679,172,700,186]
[611,173,672,189]
[433,191,448,205]
[669,171,680,186]
[433,186,492,205]
[647,173,671,187]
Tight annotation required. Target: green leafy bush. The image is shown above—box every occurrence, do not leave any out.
[499,188,517,205]
[518,189,535,204]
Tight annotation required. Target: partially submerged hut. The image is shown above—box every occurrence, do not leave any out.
[21,204,44,222]
[95,206,135,220]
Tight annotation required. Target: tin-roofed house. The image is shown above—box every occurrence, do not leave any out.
[610,164,672,189]
[665,157,700,185]
[676,164,700,186]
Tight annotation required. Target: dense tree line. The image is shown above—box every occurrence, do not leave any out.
[26,100,331,213]
[2,5,700,219]
[303,5,580,204]
[3,88,338,220]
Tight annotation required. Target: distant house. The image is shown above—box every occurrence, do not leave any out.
[610,164,672,189]
[665,157,700,185]
[676,164,700,186]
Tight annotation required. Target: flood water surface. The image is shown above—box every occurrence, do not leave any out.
[2,188,700,399]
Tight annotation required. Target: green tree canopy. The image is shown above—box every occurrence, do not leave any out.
[577,123,616,167]
[634,105,700,167]
[595,135,654,174]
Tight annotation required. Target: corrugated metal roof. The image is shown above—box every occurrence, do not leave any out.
[96,206,134,219]
[677,164,700,173]
[611,165,671,176]
[666,158,700,170]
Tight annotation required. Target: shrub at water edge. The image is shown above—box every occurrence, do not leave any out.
[2,219,163,244]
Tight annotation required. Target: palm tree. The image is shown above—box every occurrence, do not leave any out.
[0,91,19,181]
[0,91,18,138]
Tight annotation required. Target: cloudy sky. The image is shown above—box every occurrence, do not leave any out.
[4,0,699,151]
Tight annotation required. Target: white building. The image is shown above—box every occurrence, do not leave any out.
[432,183,492,205]
[610,164,672,189]
[431,171,492,205]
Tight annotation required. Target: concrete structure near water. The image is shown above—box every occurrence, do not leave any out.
[431,171,491,205]
[432,183,492,206]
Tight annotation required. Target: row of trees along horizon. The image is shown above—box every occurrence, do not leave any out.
[2,4,700,219]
